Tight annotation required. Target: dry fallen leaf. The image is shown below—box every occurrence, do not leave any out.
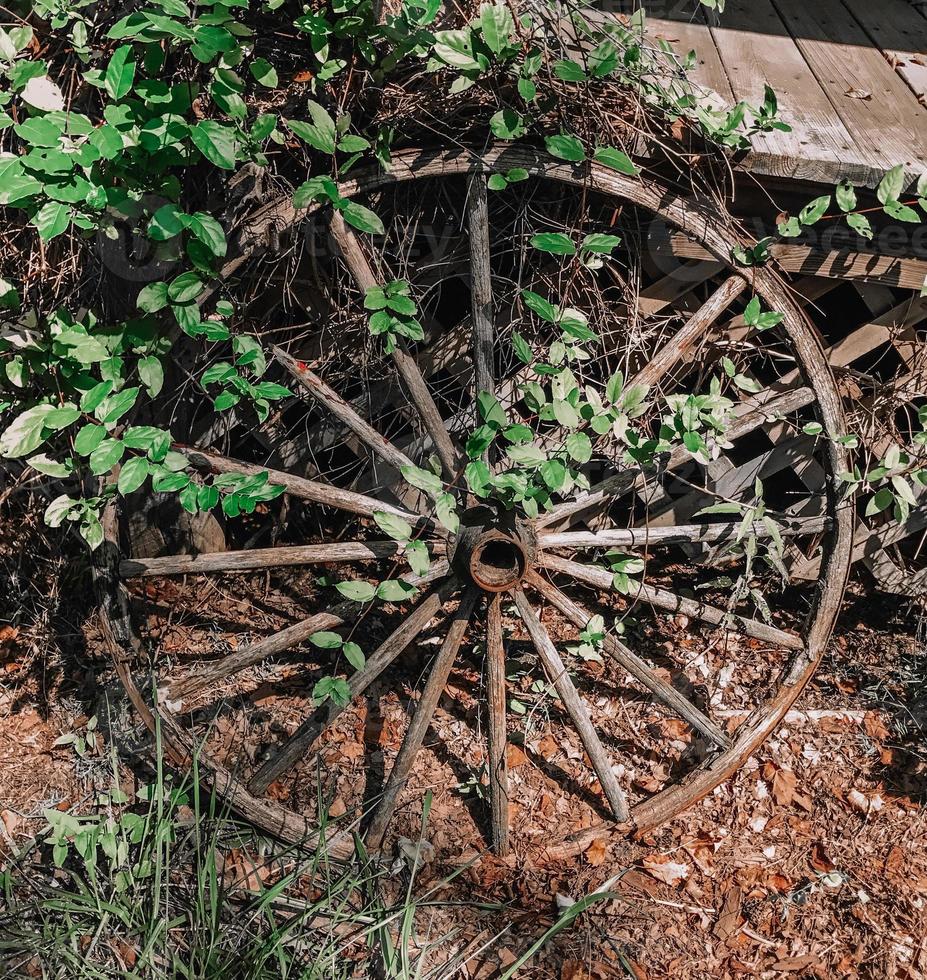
[584,837,607,866]
[560,961,592,980]
[642,853,691,887]
[863,711,890,742]
[772,767,797,806]
[845,87,872,100]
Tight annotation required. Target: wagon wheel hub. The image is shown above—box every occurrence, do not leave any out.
[452,507,538,593]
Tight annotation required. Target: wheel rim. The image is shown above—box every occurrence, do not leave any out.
[98,145,854,856]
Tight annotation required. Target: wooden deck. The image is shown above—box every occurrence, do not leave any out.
[643,0,927,187]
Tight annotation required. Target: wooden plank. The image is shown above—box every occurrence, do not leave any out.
[627,259,724,317]
[842,0,927,105]
[666,233,927,291]
[646,12,735,104]
[707,0,865,182]
[771,0,927,180]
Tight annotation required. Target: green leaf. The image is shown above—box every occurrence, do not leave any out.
[466,424,496,459]
[28,453,72,477]
[190,120,237,169]
[312,676,351,707]
[530,232,575,255]
[553,399,579,428]
[489,107,526,140]
[512,330,533,364]
[487,173,508,191]
[74,423,107,456]
[249,57,278,88]
[251,382,291,400]
[565,431,592,464]
[342,641,365,671]
[464,461,490,498]
[338,134,369,154]
[168,271,204,303]
[876,164,905,205]
[405,539,431,576]
[310,630,343,648]
[517,77,536,101]
[80,516,104,549]
[99,386,139,424]
[14,116,62,147]
[89,437,125,475]
[477,390,507,427]
[376,579,417,602]
[373,510,412,542]
[545,134,585,162]
[521,289,558,322]
[32,201,71,240]
[400,464,443,496]
[148,204,185,240]
[433,29,480,69]
[138,355,164,396]
[88,124,124,159]
[503,423,533,444]
[104,45,136,100]
[864,486,894,517]
[836,180,857,213]
[435,492,459,534]
[45,493,77,527]
[186,211,228,258]
[117,455,150,494]
[798,195,830,226]
[0,404,55,457]
[339,200,384,235]
[506,443,546,467]
[480,3,514,54]
[540,457,566,491]
[137,281,170,313]
[593,146,638,175]
[846,212,874,240]
[884,200,921,223]
[336,580,377,602]
[44,405,80,429]
[580,233,622,254]
[288,102,336,154]
[743,295,761,326]
[553,59,586,82]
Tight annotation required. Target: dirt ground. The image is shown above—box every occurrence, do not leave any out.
[2,504,927,979]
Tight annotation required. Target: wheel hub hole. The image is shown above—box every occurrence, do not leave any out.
[470,534,526,592]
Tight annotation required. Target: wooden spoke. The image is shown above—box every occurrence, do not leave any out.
[328,212,460,479]
[273,347,420,478]
[178,446,431,529]
[467,172,495,398]
[538,516,828,551]
[166,560,450,705]
[366,588,480,848]
[540,553,803,651]
[485,593,509,855]
[513,590,629,822]
[247,579,459,796]
[629,275,748,390]
[120,540,446,579]
[524,571,731,749]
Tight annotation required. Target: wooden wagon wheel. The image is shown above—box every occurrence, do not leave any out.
[98,146,853,859]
